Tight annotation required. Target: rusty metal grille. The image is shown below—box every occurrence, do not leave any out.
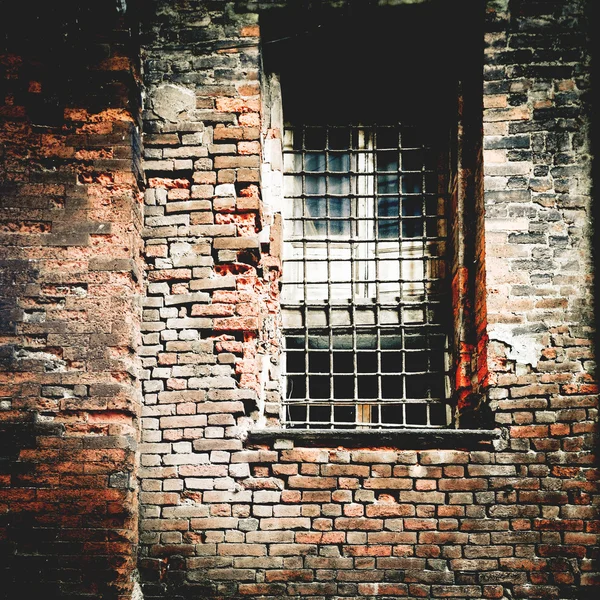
[281,123,452,429]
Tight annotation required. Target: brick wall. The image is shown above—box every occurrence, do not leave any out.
[0,4,143,599]
[135,0,597,599]
[0,0,596,599]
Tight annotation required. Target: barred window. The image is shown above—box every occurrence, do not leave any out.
[260,0,484,430]
[281,123,452,429]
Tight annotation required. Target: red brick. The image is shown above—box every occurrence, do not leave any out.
[288,476,337,489]
[510,425,549,438]
[334,517,384,531]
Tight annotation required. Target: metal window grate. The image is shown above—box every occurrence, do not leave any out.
[282,123,451,429]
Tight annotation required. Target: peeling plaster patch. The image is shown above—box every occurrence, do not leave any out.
[215,184,236,198]
[151,84,196,123]
[488,323,544,368]
[35,413,55,423]
[170,242,192,257]
[256,354,269,417]
[130,579,144,600]
[258,225,270,244]
[15,349,67,372]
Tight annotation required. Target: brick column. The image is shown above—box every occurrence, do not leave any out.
[0,5,143,598]
[138,5,283,594]
[483,0,597,594]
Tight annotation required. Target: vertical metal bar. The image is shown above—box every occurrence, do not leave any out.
[399,126,407,413]
[325,126,333,418]
[373,124,382,416]
[351,126,359,426]
[301,125,310,424]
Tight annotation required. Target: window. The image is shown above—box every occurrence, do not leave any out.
[282,123,451,428]
[262,1,485,430]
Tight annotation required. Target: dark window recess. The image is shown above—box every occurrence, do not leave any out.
[261,0,478,430]
[282,124,451,429]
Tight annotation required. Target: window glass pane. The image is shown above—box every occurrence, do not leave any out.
[381,376,402,399]
[329,153,350,172]
[402,173,422,194]
[308,404,330,424]
[401,194,423,238]
[429,403,448,426]
[287,376,305,399]
[401,127,419,148]
[406,375,429,398]
[328,175,350,195]
[357,351,377,373]
[286,351,305,374]
[284,152,301,173]
[402,197,422,217]
[305,153,326,172]
[376,127,398,149]
[402,150,422,171]
[309,376,329,399]
[287,404,307,424]
[333,352,353,373]
[381,404,404,426]
[377,195,399,239]
[406,403,428,425]
[305,127,326,150]
[334,376,354,399]
[358,376,378,399]
[334,405,356,426]
[377,151,398,172]
[309,351,329,373]
[381,351,402,373]
[305,198,327,236]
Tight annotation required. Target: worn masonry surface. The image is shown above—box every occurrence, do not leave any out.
[0,1,597,599]
[0,3,144,599]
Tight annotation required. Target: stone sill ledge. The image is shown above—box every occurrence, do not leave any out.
[247,428,502,449]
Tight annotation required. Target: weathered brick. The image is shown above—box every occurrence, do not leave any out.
[6,3,594,599]
[261,518,311,530]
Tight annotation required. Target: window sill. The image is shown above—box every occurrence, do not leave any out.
[247,427,502,449]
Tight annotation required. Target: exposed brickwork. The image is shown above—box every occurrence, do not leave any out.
[483,0,596,463]
[0,4,143,599]
[133,1,598,599]
[0,1,596,599]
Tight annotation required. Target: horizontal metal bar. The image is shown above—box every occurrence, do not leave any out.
[284,400,447,406]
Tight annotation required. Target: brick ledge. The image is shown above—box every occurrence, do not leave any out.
[247,428,502,449]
